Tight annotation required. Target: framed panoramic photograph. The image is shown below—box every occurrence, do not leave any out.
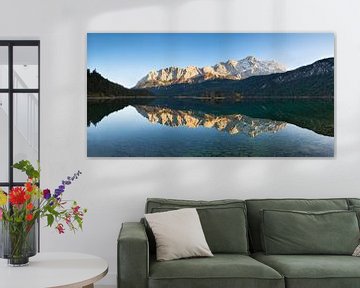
[87,33,334,157]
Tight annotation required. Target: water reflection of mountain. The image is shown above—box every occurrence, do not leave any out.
[135,105,286,137]
[87,98,154,126]
[87,98,333,137]
[150,98,334,137]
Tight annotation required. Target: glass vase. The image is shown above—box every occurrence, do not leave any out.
[0,220,37,266]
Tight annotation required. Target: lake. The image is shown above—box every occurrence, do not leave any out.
[87,98,334,157]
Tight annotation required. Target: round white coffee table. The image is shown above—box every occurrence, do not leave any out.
[0,252,108,288]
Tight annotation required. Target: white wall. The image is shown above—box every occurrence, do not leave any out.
[1,0,360,285]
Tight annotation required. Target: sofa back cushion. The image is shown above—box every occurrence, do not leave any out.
[246,198,349,252]
[261,209,359,255]
[347,199,360,228]
[348,198,360,207]
[145,198,249,254]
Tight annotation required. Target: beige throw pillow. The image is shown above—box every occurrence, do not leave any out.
[145,208,213,261]
[353,244,360,256]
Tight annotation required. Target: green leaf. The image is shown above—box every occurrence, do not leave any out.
[75,216,83,230]
[12,160,40,180]
[47,214,54,227]
[43,204,60,217]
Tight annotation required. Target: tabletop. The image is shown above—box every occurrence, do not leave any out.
[0,252,108,288]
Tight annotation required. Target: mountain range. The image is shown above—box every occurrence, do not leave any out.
[87,57,334,99]
[134,56,286,88]
[148,58,334,98]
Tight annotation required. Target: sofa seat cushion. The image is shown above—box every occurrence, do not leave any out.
[252,252,360,288]
[149,254,284,288]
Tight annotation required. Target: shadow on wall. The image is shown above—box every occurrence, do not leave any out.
[78,0,332,200]
[35,1,358,286]
[44,0,345,205]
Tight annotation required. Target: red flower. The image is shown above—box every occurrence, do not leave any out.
[72,205,80,215]
[26,214,33,221]
[24,193,31,200]
[65,214,71,225]
[9,187,26,205]
[26,203,34,210]
[56,223,65,234]
[25,182,33,192]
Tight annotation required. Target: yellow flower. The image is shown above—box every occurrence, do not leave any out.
[0,190,7,206]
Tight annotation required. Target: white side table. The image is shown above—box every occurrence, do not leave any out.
[0,252,108,288]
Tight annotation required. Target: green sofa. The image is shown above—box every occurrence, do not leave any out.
[118,198,360,288]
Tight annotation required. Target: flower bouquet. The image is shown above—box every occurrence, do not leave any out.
[0,160,87,266]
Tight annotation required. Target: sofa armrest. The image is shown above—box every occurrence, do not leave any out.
[118,222,149,288]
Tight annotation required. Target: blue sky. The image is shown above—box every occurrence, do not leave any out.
[87,33,334,88]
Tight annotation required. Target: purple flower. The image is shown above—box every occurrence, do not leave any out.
[54,170,82,199]
[54,189,63,198]
[43,189,51,200]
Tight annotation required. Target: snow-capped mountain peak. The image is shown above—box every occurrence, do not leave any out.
[134,56,286,88]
